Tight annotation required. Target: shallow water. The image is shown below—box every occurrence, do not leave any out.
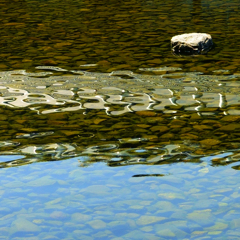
[1,67,240,239]
[1,155,240,239]
[1,0,240,73]
[2,0,240,239]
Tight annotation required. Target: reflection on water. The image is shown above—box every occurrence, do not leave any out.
[0,66,238,114]
[1,67,240,169]
[2,0,240,238]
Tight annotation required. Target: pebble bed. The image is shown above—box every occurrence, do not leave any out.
[1,0,240,238]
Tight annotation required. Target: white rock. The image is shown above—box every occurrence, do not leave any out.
[171,33,213,55]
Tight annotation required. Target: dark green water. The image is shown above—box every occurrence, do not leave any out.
[0,0,240,73]
[2,0,240,239]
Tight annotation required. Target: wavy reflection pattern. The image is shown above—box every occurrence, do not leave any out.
[0,66,239,115]
[0,66,240,168]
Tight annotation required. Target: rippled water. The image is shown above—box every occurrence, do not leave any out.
[1,66,240,167]
[2,0,240,239]
[1,67,240,239]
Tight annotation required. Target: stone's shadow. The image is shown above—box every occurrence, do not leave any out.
[132,174,166,177]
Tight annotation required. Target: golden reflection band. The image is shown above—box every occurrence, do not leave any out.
[0,67,238,116]
[0,67,239,168]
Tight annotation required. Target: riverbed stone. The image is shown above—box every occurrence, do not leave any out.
[204,222,228,231]
[146,117,165,124]
[80,185,110,194]
[136,216,166,225]
[180,133,198,140]
[157,229,175,237]
[159,133,174,139]
[187,209,215,225]
[27,176,56,187]
[136,111,157,117]
[150,126,169,133]
[153,201,176,212]
[200,139,221,146]
[10,218,41,235]
[219,124,240,132]
[88,219,107,229]
[71,212,92,222]
[221,115,240,122]
[50,211,68,220]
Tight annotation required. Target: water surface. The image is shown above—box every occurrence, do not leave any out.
[1,0,240,239]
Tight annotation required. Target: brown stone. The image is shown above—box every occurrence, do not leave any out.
[54,56,71,60]
[189,66,206,72]
[47,121,67,125]
[200,139,221,146]
[193,125,213,131]
[59,130,81,136]
[146,59,162,64]
[15,120,27,124]
[218,124,240,131]
[136,124,151,129]
[0,115,8,121]
[180,127,192,133]
[150,126,169,133]
[20,128,39,132]
[221,115,240,122]
[190,113,202,121]
[201,120,221,125]
[93,119,106,125]
[0,64,8,69]
[54,42,73,48]
[40,59,57,66]
[146,117,165,124]
[180,133,198,140]
[48,113,68,120]
[170,119,186,126]
[159,133,174,139]
[136,111,157,117]
[97,60,110,67]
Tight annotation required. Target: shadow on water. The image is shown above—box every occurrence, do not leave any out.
[0,66,240,170]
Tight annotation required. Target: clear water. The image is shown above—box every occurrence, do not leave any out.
[1,0,240,239]
[1,154,240,239]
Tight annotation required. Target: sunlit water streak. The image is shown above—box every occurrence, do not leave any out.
[0,67,239,169]
[0,67,238,115]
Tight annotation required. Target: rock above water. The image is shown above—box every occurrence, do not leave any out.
[171,33,213,55]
